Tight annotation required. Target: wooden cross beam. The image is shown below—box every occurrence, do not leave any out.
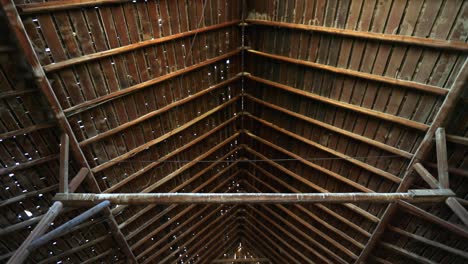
[54,190,454,206]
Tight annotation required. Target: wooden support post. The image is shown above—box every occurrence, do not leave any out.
[413,163,440,189]
[68,167,89,193]
[446,197,468,226]
[6,202,63,264]
[54,190,453,205]
[59,134,69,193]
[436,128,449,189]
[29,201,110,250]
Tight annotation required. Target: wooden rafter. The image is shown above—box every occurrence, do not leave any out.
[248,49,448,95]
[246,74,429,131]
[244,94,413,159]
[245,19,468,51]
[355,58,468,263]
[0,1,136,261]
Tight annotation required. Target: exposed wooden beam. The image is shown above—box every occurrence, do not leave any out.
[43,21,240,72]
[245,211,314,263]
[118,151,241,231]
[446,134,468,146]
[380,242,437,264]
[242,145,380,222]
[354,59,468,263]
[446,197,468,226]
[130,175,238,250]
[244,181,359,259]
[17,0,131,14]
[92,96,240,173]
[244,95,413,159]
[435,128,450,188]
[245,161,372,239]
[65,50,241,116]
[398,201,468,239]
[413,163,440,189]
[187,224,240,264]
[388,225,468,258]
[81,75,240,146]
[155,215,239,264]
[245,119,402,183]
[0,184,57,208]
[245,19,468,52]
[1,167,90,231]
[105,114,240,194]
[59,134,69,193]
[81,249,113,264]
[248,204,340,263]
[55,189,453,205]
[0,122,54,140]
[0,154,59,175]
[246,74,429,131]
[6,202,63,264]
[248,49,447,95]
[423,162,468,178]
[241,223,291,263]
[142,206,235,262]
[29,201,110,250]
[0,2,136,261]
[38,235,109,264]
[136,205,220,260]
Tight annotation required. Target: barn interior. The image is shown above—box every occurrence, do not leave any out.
[0,0,467,263]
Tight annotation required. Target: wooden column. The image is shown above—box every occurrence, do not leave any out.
[59,134,69,193]
[0,1,136,262]
[355,57,468,263]
[436,128,450,189]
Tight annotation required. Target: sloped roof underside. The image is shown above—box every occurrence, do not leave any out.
[1,0,467,263]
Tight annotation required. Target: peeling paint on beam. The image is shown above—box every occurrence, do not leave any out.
[55,190,454,205]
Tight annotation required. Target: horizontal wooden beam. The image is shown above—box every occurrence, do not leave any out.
[65,49,241,116]
[446,134,468,146]
[246,19,468,52]
[248,49,447,95]
[244,94,413,159]
[246,74,429,131]
[55,190,453,205]
[242,145,380,222]
[0,184,57,208]
[43,20,240,72]
[212,258,270,263]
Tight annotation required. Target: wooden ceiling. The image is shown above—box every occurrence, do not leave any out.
[1,0,467,263]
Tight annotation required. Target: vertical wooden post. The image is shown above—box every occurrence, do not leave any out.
[59,134,69,193]
[7,202,63,264]
[435,128,449,189]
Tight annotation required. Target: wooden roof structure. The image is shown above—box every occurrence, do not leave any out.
[0,0,467,263]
